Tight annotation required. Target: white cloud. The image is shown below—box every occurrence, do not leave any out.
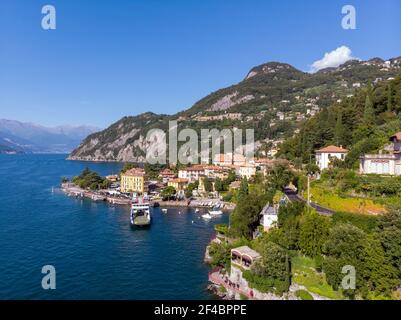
[310,46,358,73]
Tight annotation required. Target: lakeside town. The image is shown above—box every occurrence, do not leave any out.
[61,153,287,210]
[61,130,401,301]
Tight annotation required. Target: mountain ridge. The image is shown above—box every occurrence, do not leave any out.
[0,119,100,154]
[69,55,401,162]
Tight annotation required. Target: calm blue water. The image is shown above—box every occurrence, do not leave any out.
[0,154,228,299]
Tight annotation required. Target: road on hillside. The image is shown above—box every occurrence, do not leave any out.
[283,188,335,216]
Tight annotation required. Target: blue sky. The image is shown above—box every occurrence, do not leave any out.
[1,0,400,128]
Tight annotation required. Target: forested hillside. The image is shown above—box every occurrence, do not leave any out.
[278,73,401,167]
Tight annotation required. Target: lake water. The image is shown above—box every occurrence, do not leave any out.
[0,154,228,299]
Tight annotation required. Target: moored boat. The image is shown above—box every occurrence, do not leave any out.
[202,213,212,220]
[209,205,223,216]
[130,196,151,227]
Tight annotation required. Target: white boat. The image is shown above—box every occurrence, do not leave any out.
[130,197,151,227]
[202,213,212,220]
[162,208,168,213]
[209,205,223,216]
[195,208,200,213]
[209,209,223,216]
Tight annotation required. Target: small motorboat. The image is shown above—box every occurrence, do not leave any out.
[195,208,200,213]
[202,213,212,220]
[162,208,168,213]
[209,206,223,216]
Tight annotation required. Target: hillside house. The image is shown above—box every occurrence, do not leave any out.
[315,145,348,170]
[360,132,401,175]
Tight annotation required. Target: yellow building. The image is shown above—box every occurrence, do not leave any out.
[167,178,188,192]
[120,168,145,193]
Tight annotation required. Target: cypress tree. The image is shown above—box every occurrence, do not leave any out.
[387,83,393,112]
[334,111,346,146]
[363,90,375,126]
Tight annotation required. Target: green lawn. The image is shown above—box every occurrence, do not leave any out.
[292,255,343,300]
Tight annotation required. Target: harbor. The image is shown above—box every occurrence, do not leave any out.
[61,182,236,210]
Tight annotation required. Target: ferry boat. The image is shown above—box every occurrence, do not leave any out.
[130,194,151,227]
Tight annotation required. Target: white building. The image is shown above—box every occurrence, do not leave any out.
[315,145,348,170]
[360,132,401,175]
[260,204,278,232]
[237,164,257,179]
[178,166,205,182]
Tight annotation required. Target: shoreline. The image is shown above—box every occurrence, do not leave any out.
[61,183,236,210]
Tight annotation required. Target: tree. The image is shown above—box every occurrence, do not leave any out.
[214,178,224,192]
[185,181,198,198]
[249,241,291,294]
[321,222,399,298]
[208,242,231,269]
[72,167,107,190]
[278,202,304,227]
[276,202,304,250]
[161,186,176,200]
[144,163,165,179]
[239,177,249,199]
[305,163,320,175]
[266,163,294,190]
[203,177,213,192]
[299,211,330,257]
[363,85,375,127]
[387,83,394,112]
[334,111,346,146]
[229,192,265,239]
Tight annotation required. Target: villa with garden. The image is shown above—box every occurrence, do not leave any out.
[360,132,401,175]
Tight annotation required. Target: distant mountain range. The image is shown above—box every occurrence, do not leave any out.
[0,119,100,154]
[68,55,401,162]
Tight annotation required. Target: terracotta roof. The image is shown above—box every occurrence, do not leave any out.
[204,165,223,171]
[390,132,401,141]
[255,158,274,165]
[160,169,175,176]
[123,168,145,176]
[183,166,205,172]
[169,178,189,183]
[229,181,241,189]
[316,145,348,153]
[231,246,261,260]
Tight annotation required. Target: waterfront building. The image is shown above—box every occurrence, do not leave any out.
[360,132,401,175]
[315,145,348,170]
[159,168,176,183]
[178,165,205,182]
[168,178,189,192]
[120,168,145,193]
[203,165,225,179]
[230,246,261,283]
